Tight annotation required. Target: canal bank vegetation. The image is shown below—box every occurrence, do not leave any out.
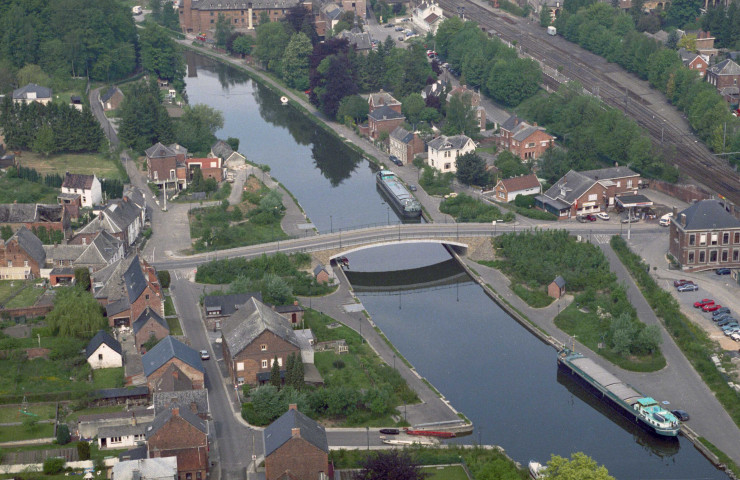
[611,236,740,433]
[487,230,665,371]
[241,309,418,427]
[440,194,514,223]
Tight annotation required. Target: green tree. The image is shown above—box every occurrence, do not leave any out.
[16,64,49,87]
[215,14,235,47]
[540,7,552,27]
[337,95,369,124]
[443,92,478,136]
[176,104,225,154]
[285,352,296,388]
[270,356,282,388]
[495,150,530,179]
[139,23,186,90]
[119,81,174,153]
[263,272,293,305]
[356,450,427,480]
[43,458,65,475]
[256,22,290,73]
[282,33,313,90]
[227,137,240,151]
[46,287,106,339]
[544,452,614,480]
[56,424,71,445]
[76,441,91,461]
[486,58,542,107]
[665,0,701,27]
[0,226,12,241]
[291,354,304,390]
[232,35,255,56]
[32,126,56,156]
[402,93,425,125]
[158,270,171,289]
[74,268,91,291]
[456,152,489,186]
[677,33,697,50]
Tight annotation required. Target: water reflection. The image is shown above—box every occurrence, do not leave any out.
[345,258,467,292]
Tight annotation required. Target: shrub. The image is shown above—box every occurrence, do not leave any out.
[158,270,171,289]
[77,441,91,460]
[43,457,65,475]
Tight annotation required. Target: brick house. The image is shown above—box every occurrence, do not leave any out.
[548,276,566,299]
[707,59,740,92]
[61,172,103,208]
[85,330,123,370]
[0,226,45,279]
[100,86,124,111]
[426,135,476,173]
[446,85,486,132]
[368,91,402,113]
[143,336,205,391]
[153,389,210,420]
[366,106,406,140]
[185,157,223,183]
[178,0,308,32]
[497,115,555,160]
[275,302,305,326]
[76,193,145,249]
[313,264,330,284]
[341,0,365,18]
[134,307,171,351]
[202,292,262,330]
[678,48,709,78]
[221,297,302,386]
[146,404,209,480]
[0,204,69,237]
[534,167,640,219]
[493,174,541,203]
[146,143,188,191]
[669,200,740,272]
[264,405,329,480]
[389,127,425,165]
[12,84,52,105]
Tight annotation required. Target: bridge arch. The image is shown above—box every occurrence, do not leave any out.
[328,239,468,262]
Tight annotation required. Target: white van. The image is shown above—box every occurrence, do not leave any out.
[659,212,673,227]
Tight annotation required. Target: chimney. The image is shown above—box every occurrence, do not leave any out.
[172,407,180,417]
[679,213,687,227]
[293,300,299,306]
[289,403,298,411]
[672,206,678,218]
[291,427,301,438]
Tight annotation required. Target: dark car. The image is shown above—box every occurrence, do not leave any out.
[718,317,736,326]
[677,283,699,292]
[408,184,417,191]
[713,312,733,322]
[576,215,587,223]
[672,410,690,421]
[712,307,731,318]
[584,214,597,222]
[379,428,400,435]
[389,155,403,166]
[716,268,732,275]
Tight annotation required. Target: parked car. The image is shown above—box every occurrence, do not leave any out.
[723,326,740,335]
[720,322,739,330]
[677,283,699,292]
[673,279,692,287]
[200,350,210,360]
[621,215,640,223]
[576,215,587,223]
[672,410,690,421]
[584,214,597,222]
[713,312,733,322]
[716,268,732,275]
[712,307,731,317]
[596,212,610,221]
[717,317,736,327]
[385,23,394,28]
[389,155,403,166]
[694,299,714,308]
[731,332,740,342]
[659,213,673,227]
[379,428,400,435]
[703,303,722,312]
[395,26,404,31]
[408,184,417,191]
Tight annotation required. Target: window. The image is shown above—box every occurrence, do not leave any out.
[688,251,695,264]
[526,142,535,148]
[689,234,696,246]
[82,196,87,203]
[271,357,283,367]
[444,163,451,170]
[699,233,707,246]
[23,260,28,267]
[722,250,728,262]
[710,250,718,262]
[98,354,103,361]
[170,169,176,179]
[111,437,122,443]
[699,251,706,263]
[186,474,192,480]
[6,261,10,268]
[735,232,740,244]
[210,11,214,15]
[616,181,621,188]
[734,250,739,262]
[540,141,549,147]
[154,171,158,181]
[210,19,214,23]
[711,233,718,245]
[261,359,268,368]
[588,194,597,201]
[499,191,505,199]
[237,362,245,371]
[145,294,150,300]
[627,180,632,188]
[197,473,202,480]
[724,232,730,244]
[260,344,267,351]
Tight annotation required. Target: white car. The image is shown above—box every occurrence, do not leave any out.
[659,212,673,227]
[200,350,210,360]
[596,212,610,221]
[731,332,740,342]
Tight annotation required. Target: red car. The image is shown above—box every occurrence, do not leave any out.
[703,304,722,312]
[585,214,597,222]
[694,299,714,308]
[674,279,691,287]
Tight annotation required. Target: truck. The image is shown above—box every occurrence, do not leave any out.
[547,26,557,36]
[132,5,142,14]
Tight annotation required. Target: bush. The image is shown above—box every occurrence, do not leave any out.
[43,457,65,475]
[440,194,506,223]
[56,424,71,445]
[77,441,91,460]
[158,270,171,289]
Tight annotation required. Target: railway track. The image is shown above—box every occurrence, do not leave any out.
[437,0,740,203]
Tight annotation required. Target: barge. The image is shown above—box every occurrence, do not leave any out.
[403,428,456,438]
[376,170,422,218]
[557,349,680,437]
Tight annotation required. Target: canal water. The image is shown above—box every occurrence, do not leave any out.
[182,52,726,479]
[183,51,417,233]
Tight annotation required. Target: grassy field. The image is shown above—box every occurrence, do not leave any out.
[0,403,56,423]
[92,368,124,390]
[3,285,44,309]
[164,295,176,316]
[0,176,58,204]
[19,152,126,181]
[0,281,33,303]
[167,317,183,335]
[0,423,55,443]
[421,465,469,480]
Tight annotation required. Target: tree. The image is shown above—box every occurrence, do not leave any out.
[43,458,65,475]
[283,33,313,90]
[119,81,175,153]
[256,22,290,73]
[677,33,697,51]
[443,92,479,136]
[337,95,369,124]
[0,226,12,241]
[540,7,552,27]
[139,23,186,90]
[401,93,425,125]
[355,450,427,480]
[291,354,304,390]
[77,441,91,461]
[232,35,255,56]
[665,0,701,28]
[495,151,530,179]
[176,104,225,154]
[16,64,49,87]
[56,424,71,445]
[285,352,296,388]
[456,152,489,186]
[486,58,542,107]
[32,126,56,156]
[544,452,614,480]
[74,268,91,291]
[46,287,106,339]
[227,137,240,151]
[215,14,235,48]
[270,355,282,388]
[158,270,171,289]
[316,54,358,119]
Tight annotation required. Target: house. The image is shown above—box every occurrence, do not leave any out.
[678,48,709,78]
[389,127,425,165]
[146,143,188,191]
[426,135,476,173]
[341,0,365,19]
[153,389,210,419]
[0,203,69,237]
[548,276,566,299]
[210,140,246,169]
[70,96,83,111]
[178,0,307,32]
[134,307,171,351]
[72,231,125,271]
[91,255,163,328]
[12,84,52,105]
[338,28,372,53]
[366,106,406,140]
[76,193,145,249]
[669,200,740,272]
[76,407,155,440]
[61,173,102,208]
[707,59,740,92]
[421,79,448,101]
[185,157,223,183]
[446,85,486,132]
[85,330,123,369]
[313,264,330,284]
[497,115,555,160]
[368,91,402,113]
[98,423,150,450]
[534,167,640,219]
[693,30,718,58]
[274,302,305,325]
[143,336,205,390]
[493,174,541,203]
[221,297,302,386]
[319,3,343,35]
[111,457,178,480]
[264,405,329,480]
[411,1,444,35]
[0,227,45,279]
[101,86,124,111]
[202,292,262,330]
[146,404,209,480]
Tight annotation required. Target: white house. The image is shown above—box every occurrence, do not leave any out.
[61,173,103,208]
[12,84,52,105]
[412,1,444,35]
[86,330,123,369]
[426,135,476,174]
[493,174,542,203]
[98,422,150,450]
[112,457,178,480]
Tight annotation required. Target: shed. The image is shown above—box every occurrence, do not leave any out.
[313,264,330,284]
[548,276,566,299]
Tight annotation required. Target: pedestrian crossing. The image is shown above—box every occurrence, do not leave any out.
[593,234,611,244]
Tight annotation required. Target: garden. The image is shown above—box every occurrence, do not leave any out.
[440,194,514,223]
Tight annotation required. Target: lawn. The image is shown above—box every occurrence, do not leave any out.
[421,465,469,480]
[0,403,56,423]
[0,423,55,443]
[167,317,183,336]
[0,280,33,304]
[164,295,176,316]
[0,175,58,204]
[19,152,126,181]
[511,284,554,308]
[92,368,124,390]
[4,285,44,309]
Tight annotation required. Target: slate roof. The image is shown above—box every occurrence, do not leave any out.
[146,403,207,439]
[142,336,204,378]
[322,3,343,19]
[80,198,142,238]
[124,255,148,303]
[98,422,150,438]
[74,231,123,267]
[338,28,372,50]
[499,174,540,192]
[210,140,234,159]
[106,298,131,317]
[93,386,149,400]
[264,408,329,458]
[118,446,148,461]
[427,135,472,151]
[0,204,64,223]
[367,105,404,121]
[390,126,414,144]
[13,83,52,100]
[62,173,96,190]
[580,166,638,181]
[191,0,301,9]
[422,80,447,99]
[511,124,541,142]
[222,298,301,357]
[676,200,740,231]
[133,307,169,336]
[150,363,194,393]
[677,48,706,66]
[153,389,209,417]
[85,330,122,358]
[8,227,46,267]
[708,59,740,76]
[313,264,328,276]
[368,91,401,108]
[145,143,176,159]
[100,86,122,104]
[92,256,135,300]
[552,275,566,288]
[500,115,521,132]
[540,170,594,207]
[111,457,177,480]
[203,292,262,316]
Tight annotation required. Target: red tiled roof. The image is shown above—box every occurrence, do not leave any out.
[499,173,540,192]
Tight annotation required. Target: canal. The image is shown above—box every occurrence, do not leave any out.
[182,52,726,479]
